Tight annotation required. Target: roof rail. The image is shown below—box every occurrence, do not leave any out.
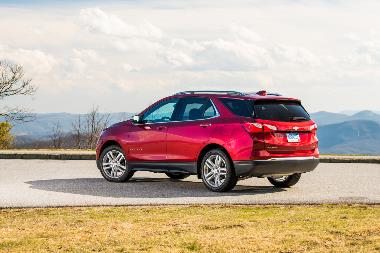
[266,92,282,96]
[175,90,246,96]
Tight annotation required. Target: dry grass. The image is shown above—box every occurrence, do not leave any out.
[0,205,379,252]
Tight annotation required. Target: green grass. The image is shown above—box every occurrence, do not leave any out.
[0,205,379,252]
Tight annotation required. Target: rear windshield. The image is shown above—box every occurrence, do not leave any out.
[220,98,310,122]
[254,101,310,122]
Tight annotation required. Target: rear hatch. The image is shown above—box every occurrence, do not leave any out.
[253,100,317,156]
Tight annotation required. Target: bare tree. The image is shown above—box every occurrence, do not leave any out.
[0,61,36,122]
[83,106,110,149]
[50,121,64,149]
[71,115,83,149]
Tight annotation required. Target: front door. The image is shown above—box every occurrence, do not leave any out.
[127,98,179,161]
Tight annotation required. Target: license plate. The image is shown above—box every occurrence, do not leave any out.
[286,133,300,143]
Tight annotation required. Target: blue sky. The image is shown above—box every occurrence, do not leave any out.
[0,0,379,113]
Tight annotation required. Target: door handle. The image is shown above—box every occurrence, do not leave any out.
[156,126,167,130]
[199,123,212,128]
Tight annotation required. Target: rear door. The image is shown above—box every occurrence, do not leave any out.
[166,97,218,162]
[253,100,318,155]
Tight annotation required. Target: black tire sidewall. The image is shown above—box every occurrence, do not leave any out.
[268,173,301,188]
[165,172,190,180]
[99,145,134,182]
[200,149,237,192]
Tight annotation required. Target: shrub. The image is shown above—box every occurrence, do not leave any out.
[0,121,14,149]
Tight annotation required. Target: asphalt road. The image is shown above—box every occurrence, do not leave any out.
[0,159,379,207]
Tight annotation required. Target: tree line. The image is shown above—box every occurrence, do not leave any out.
[49,107,111,149]
[0,61,121,150]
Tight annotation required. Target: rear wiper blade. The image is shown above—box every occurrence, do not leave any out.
[290,116,307,121]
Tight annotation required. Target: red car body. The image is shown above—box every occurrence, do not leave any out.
[96,91,319,182]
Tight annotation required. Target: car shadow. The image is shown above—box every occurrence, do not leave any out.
[25,177,285,198]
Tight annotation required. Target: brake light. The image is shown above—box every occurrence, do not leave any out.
[243,122,263,133]
[263,124,277,131]
[310,123,317,131]
[243,122,277,133]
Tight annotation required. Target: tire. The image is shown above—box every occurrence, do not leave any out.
[98,145,134,182]
[267,173,301,188]
[200,149,237,192]
[165,172,190,180]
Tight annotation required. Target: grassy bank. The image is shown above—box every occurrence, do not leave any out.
[0,205,379,252]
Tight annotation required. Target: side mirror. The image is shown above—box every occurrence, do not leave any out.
[132,115,142,124]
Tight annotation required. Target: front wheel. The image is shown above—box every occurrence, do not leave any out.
[267,173,301,188]
[200,149,237,192]
[99,145,134,182]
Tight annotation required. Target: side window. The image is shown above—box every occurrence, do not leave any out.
[142,98,179,123]
[178,97,217,121]
[220,98,254,117]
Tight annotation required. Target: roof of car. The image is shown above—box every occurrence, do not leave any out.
[173,90,300,101]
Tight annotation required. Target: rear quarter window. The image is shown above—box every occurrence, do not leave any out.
[219,98,254,117]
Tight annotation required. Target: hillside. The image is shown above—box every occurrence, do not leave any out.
[311,110,380,126]
[318,120,380,155]
[10,112,134,137]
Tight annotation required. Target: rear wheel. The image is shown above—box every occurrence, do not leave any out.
[99,145,134,182]
[165,172,190,180]
[200,149,237,192]
[267,173,301,188]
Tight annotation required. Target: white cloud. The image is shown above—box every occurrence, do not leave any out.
[163,49,194,67]
[230,24,263,42]
[122,63,140,72]
[343,32,380,67]
[158,27,320,71]
[0,45,57,75]
[79,8,162,39]
[73,49,101,62]
[272,45,321,66]
[1,1,380,113]
[112,38,162,52]
[356,41,380,65]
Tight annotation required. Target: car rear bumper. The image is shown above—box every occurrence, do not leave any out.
[233,157,319,178]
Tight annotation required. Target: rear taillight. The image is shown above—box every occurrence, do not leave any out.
[263,124,277,132]
[243,122,277,133]
[310,123,317,134]
[310,123,317,131]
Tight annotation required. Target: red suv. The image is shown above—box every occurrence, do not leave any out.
[96,91,319,192]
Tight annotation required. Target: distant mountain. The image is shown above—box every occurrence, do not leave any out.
[340,110,380,115]
[311,110,380,126]
[318,120,380,155]
[5,110,380,155]
[310,111,348,125]
[350,110,380,122]
[10,112,134,137]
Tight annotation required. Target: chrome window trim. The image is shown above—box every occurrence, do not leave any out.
[134,97,220,125]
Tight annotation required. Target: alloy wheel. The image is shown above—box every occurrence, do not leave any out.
[102,150,127,179]
[203,154,227,188]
